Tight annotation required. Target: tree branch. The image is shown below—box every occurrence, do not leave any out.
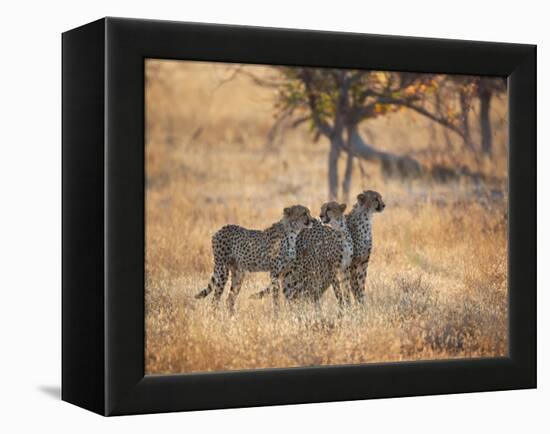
[300,69,334,138]
[400,101,465,138]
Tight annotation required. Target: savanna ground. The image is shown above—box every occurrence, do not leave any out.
[145,60,508,374]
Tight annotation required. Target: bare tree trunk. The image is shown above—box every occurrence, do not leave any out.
[435,91,453,150]
[441,123,453,151]
[459,90,472,149]
[480,89,492,155]
[328,138,341,201]
[342,151,354,203]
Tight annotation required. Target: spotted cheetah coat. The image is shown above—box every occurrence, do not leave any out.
[346,205,375,303]
[195,206,313,313]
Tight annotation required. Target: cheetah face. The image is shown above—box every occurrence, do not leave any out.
[283,204,314,231]
[320,202,347,226]
[357,190,385,213]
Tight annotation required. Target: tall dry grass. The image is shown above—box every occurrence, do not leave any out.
[145,60,508,374]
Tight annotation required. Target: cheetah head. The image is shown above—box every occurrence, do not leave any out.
[320,201,347,229]
[357,190,385,214]
[283,204,314,232]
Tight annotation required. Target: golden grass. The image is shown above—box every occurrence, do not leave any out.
[144,60,508,374]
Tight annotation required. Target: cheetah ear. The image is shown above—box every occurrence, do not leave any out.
[283,207,291,217]
[357,193,366,204]
[339,203,347,213]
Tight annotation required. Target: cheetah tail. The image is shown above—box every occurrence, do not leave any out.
[249,287,271,300]
[195,279,214,299]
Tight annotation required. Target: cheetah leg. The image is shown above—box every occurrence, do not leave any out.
[351,263,367,305]
[270,273,281,315]
[226,269,245,315]
[282,268,298,300]
[249,268,292,300]
[250,266,292,301]
[314,297,322,316]
[249,286,271,300]
[341,267,353,307]
[196,261,227,300]
[330,276,345,310]
[211,263,229,307]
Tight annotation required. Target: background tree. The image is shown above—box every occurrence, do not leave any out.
[469,76,507,155]
[436,75,507,155]
[266,67,485,200]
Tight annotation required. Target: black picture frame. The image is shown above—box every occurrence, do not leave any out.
[62,17,536,416]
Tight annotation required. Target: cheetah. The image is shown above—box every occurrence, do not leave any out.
[195,204,314,313]
[284,201,354,308]
[346,190,385,304]
[251,202,354,310]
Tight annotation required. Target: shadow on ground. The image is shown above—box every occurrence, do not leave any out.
[38,385,61,400]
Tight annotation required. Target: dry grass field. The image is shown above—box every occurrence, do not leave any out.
[144,60,508,374]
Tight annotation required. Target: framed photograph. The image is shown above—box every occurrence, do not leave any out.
[62,17,536,416]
